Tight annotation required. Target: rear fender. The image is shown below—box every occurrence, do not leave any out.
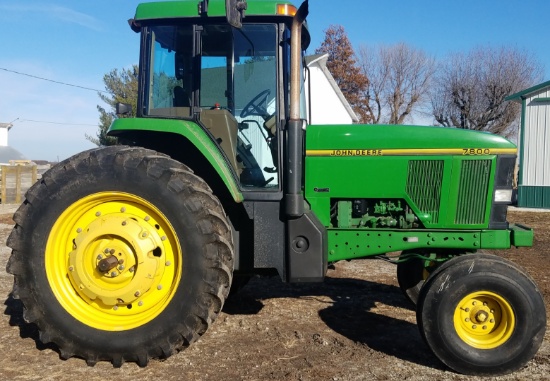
[109,118,243,203]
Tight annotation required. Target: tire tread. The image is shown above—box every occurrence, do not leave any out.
[6,146,234,366]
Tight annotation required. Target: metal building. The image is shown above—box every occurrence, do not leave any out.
[0,123,27,163]
[506,80,550,208]
[305,54,359,125]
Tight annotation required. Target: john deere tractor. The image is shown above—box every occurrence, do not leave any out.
[7,0,546,375]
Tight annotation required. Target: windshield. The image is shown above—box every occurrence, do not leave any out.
[145,25,193,117]
[144,23,280,189]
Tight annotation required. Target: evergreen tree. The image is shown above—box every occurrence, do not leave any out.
[88,65,139,146]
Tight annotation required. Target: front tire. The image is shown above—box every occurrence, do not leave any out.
[417,254,546,376]
[7,146,234,366]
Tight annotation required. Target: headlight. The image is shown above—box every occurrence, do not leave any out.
[495,189,513,203]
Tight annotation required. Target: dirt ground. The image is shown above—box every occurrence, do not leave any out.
[1,205,549,381]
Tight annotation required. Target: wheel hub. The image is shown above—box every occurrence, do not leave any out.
[475,310,489,323]
[453,291,515,349]
[68,215,165,306]
[97,254,119,273]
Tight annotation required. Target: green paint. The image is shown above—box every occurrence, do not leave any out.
[532,97,550,103]
[109,118,243,203]
[305,154,498,229]
[509,224,534,246]
[327,229,515,262]
[305,124,509,229]
[305,123,521,261]
[305,124,517,151]
[451,158,494,228]
[506,80,550,102]
[135,0,296,21]
[518,186,550,209]
[518,98,526,186]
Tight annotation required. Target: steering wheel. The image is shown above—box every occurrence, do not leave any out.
[240,89,271,118]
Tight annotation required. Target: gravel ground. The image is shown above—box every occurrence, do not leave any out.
[1,204,549,381]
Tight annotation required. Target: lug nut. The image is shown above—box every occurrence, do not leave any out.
[118,265,125,271]
[120,207,126,213]
[95,211,101,217]
[111,271,117,277]
[145,216,150,221]
[134,291,141,297]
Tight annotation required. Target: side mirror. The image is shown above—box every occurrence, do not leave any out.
[116,103,133,116]
[226,0,247,28]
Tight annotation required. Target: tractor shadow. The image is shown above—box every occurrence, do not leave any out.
[223,273,446,371]
[3,295,58,352]
[3,271,445,370]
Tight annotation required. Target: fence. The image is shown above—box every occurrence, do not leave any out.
[1,161,38,204]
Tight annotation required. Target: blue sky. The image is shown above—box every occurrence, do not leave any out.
[0,0,548,161]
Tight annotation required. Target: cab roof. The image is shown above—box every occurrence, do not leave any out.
[135,0,297,21]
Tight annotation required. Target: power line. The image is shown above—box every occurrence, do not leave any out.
[19,119,98,127]
[0,67,108,94]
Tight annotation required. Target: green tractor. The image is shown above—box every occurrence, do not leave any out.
[7,0,546,375]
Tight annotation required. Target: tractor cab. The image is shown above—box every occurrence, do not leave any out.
[129,1,309,191]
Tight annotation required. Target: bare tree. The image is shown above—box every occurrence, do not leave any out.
[358,43,435,124]
[316,25,370,123]
[431,46,543,138]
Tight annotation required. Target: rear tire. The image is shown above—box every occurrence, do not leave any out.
[417,254,546,376]
[396,254,428,306]
[397,251,443,306]
[6,146,234,366]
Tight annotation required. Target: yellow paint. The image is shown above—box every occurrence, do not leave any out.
[45,192,182,331]
[453,291,515,349]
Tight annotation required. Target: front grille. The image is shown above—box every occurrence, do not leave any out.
[406,160,444,224]
[455,160,492,225]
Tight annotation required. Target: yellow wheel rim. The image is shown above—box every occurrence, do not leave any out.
[46,192,182,331]
[453,291,515,349]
